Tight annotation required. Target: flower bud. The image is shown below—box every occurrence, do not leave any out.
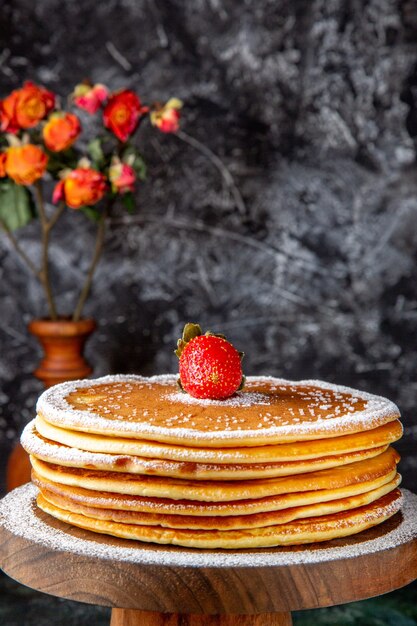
[109,158,136,194]
[73,83,109,114]
[150,98,182,133]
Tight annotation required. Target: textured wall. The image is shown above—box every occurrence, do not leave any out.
[1,0,417,491]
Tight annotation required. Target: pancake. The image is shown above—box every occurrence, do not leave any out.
[27,374,403,549]
[37,475,402,530]
[37,375,400,446]
[21,421,390,480]
[36,489,403,549]
[32,470,400,516]
[34,415,403,464]
[30,447,399,502]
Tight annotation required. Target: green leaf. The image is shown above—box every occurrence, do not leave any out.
[80,205,101,222]
[183,323,202,343]
[0,179,36,232]
[121,192,136,214]
[132,154,147,180]
[88,138,105,168]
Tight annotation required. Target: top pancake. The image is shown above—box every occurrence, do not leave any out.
[37,375,400,447]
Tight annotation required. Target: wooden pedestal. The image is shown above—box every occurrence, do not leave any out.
[1,485,417,626]
[109,610,292,625]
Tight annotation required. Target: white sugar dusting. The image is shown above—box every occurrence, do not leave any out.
[35,374,401,442]
[0,485,413,567]
[165,391,270,407]
[24,420,292,471]
[22,421,177,471]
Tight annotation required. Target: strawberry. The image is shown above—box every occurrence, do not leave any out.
[175,323,245,399]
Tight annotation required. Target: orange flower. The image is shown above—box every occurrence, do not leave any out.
[0,152,7,177]
[0,82,55,133]
[150,98,182,133]
[5,145,48,185]
[43,112,81,152]
[103,90,148,142]
[109,158,136,194]
[53,167,107,208]
[73,83,109,114]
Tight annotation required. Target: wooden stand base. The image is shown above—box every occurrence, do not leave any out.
[1,486,417,626]
[110,610,292,626]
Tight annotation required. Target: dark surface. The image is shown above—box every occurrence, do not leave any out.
[0,570,416,626]
[0,1,417,622]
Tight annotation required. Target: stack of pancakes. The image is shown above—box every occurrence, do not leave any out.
[21,375,403,549]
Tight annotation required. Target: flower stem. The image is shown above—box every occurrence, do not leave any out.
[34,181,58,320]
[48,201,65,230]
[72,208,108,322]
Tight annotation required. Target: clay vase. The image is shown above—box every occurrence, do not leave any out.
[28,318,96,387]
[6,318,96,492]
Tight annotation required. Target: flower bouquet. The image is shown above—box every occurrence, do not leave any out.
[0,80,183,321]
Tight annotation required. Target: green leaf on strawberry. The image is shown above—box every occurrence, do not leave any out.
[175,322,203,358]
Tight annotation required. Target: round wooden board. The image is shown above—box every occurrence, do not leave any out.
[1,484,417,615]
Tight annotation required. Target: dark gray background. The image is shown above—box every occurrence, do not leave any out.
[1,0,417,494]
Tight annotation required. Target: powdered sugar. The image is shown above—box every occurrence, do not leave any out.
[165,391,270,407]
[0,484,413,568]
[36,375,400,443]
[22,421,191,472]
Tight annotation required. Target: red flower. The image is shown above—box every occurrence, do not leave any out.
[150,98,182,133]
[73,83,109,114]
[43,112,81,152]
[0,152,7,177]
[0,82,55,133]
[103,90,148,142]
[53,167,107,208]
[109,158,136,194]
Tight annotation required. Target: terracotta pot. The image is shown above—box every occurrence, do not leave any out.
[6,318,96,492]
[28,318,96,388]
